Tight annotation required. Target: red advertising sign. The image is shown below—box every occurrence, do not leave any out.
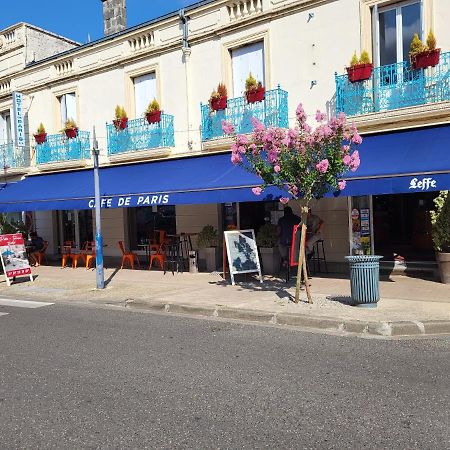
[0,233,32,279]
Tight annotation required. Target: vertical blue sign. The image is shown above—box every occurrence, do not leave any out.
[12,92,25,147]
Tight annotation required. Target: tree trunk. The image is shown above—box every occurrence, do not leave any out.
[294,205,312,303]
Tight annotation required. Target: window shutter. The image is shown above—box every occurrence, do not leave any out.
[134,73,157,117]
[232,41,265,96]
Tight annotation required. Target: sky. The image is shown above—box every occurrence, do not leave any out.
[0,0,200,44]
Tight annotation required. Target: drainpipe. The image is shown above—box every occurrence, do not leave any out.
[179,9,193,150]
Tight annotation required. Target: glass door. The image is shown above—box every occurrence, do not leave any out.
[376,1,422,108]
[58,210,93,250]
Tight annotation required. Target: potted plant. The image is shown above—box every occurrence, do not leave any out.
[145,99,161,124]
[431,191,450,283]
[197,225,220,272]
[63,118,78,139]
[209,83,228,112]
[113,105,128,131]
[256,223,280,275]
[34,123,47,145]
[346,50,373,83]
[245,73,265,103]
[410,31,441,70]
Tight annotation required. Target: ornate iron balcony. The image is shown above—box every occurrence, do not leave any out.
[35,131,91,165]
[0,142,27,169]
[106,114,175,156]
[201,86,289,141]
[335,51,450,116]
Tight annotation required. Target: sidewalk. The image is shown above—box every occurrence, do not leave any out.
[1,266,449,337]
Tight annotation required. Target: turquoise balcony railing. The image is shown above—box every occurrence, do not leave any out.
[0,143,27,168]
[201,86,289,141]
[335,51,450,116]
[36,131,91,165]
[106,114,175,156]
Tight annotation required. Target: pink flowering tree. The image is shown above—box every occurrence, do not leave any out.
[223,104,362,303]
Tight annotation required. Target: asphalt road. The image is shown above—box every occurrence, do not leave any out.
[0,300,448,450]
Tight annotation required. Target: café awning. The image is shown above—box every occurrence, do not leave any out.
[0,124,448,213]
[0,153,284,212]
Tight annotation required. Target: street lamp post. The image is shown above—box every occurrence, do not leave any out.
[92,127,105,289]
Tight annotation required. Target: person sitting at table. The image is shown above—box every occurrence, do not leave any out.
[29,231,45,266]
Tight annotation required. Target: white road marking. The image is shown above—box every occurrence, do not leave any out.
[0,312,9,317]
[0,299,54,309]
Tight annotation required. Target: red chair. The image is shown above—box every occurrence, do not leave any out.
[118,241,140,269]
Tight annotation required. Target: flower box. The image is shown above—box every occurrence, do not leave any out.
[246,86,265,103]
[113,117,128,131]
[411,48,441,70]
[146,111,161,124]
[34,133,47,145]
[346,63,373,83]
[210,96,227,111]
[64,127,78,139]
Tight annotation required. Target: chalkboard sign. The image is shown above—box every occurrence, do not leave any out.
[224,229,263,285]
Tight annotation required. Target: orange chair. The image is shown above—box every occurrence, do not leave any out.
[34,241,49,265]
[149,243,165,270]
[83,241,96,269]
[118,241,140,269]
[61,241,75,268]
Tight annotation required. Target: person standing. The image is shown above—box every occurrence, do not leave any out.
[277,206,301,267]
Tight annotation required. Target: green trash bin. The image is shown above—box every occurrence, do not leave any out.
[345,255,383,307]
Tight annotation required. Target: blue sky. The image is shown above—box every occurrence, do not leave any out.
[1,0,199,43]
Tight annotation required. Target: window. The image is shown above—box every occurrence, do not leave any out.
[231,41,265,96]
[0,111,12,145]
[59,93,77,125]
[127,205,176,250]
[134,73,157,117]
[377,1,422,65]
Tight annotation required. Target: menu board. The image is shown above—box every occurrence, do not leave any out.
[0,233,33,286]
[224,229,263,285]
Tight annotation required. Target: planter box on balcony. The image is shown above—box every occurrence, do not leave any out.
[113,117,128,131]
[34,133,47,145]
[210,96,227,111]
[64,127,78,139]
[146,111,161,124]
[411,48,441,70]
[346,63,373,83]
[246,87,265,103]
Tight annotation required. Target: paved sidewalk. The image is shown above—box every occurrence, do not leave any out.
[1,266,449,337]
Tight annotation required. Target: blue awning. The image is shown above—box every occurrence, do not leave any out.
[0,154,285,212]
[343,124,450,195]
[0,124,448,213]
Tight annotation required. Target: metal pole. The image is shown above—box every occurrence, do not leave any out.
[92,126,104,289]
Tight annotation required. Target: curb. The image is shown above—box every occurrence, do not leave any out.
[125,300,450,338]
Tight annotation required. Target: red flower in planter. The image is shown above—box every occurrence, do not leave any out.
[146,110,161,124]
[34,133,47,145]
[246,86,265,103]
[113,117,128,131]
[65,127,78,139]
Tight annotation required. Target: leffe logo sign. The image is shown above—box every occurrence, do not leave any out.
[409,177,437,191]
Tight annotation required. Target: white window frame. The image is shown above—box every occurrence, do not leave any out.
[374,0,424,65]
[133,72,157,118]
[231,41,265,97]
[59,92,77,126]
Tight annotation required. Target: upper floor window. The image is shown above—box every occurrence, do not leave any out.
[231,41,265,96]
[0,111,12,146]
[377,1,422,66]
[59,93,77,126]
[134,73,157,117]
